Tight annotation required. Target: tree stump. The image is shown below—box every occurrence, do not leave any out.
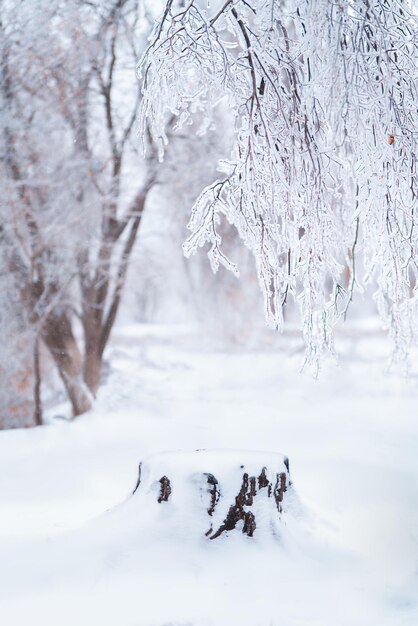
[132,449,292,540]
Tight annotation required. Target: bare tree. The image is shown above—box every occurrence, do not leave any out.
[140,0,418,364]
[0,0,160,417]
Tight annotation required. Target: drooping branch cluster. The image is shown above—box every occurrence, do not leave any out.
[140,0,418,362]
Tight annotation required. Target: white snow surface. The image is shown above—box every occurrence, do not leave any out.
[1,322,418,626]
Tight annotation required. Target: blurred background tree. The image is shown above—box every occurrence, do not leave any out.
[0,0,267,427]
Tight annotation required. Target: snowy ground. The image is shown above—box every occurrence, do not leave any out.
[1,322,418,626]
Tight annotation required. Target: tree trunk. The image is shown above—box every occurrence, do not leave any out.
[33,336,43,426]
[81,303,105,395]
[42,312,92,417]
[80,190,149,397]
[83,343,103,396]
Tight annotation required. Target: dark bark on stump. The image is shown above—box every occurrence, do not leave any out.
[207,467,288,539]
[206,473,220,516]
[158,476,171,503]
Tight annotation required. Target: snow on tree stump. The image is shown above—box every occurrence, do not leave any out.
[132,450,293,540]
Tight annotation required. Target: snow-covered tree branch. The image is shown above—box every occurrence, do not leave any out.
[140,0,418,362]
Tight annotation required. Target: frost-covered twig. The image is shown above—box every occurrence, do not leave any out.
[140,0,418,363]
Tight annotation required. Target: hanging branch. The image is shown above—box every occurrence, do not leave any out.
[140,0,418,363]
